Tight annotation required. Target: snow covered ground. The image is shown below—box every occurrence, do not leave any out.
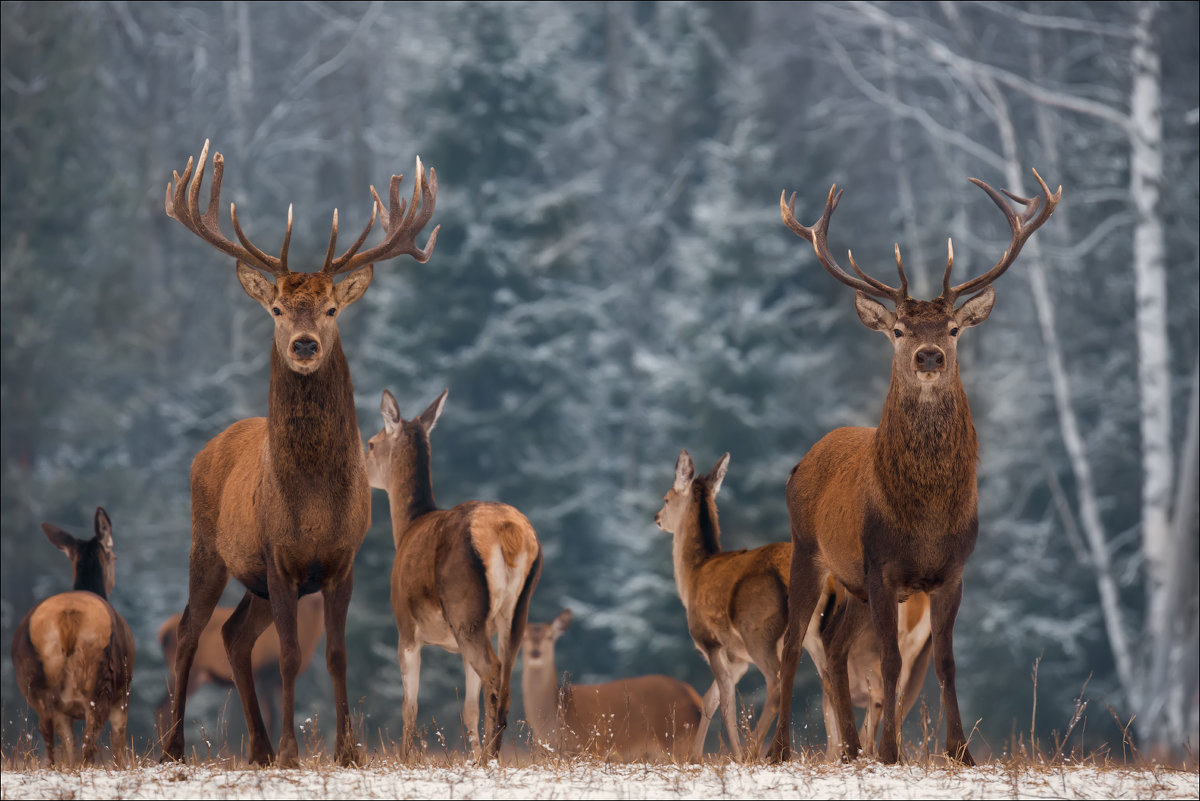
[2,761,1197,800]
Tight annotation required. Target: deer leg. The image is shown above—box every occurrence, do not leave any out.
[866,576,902,764]
[265,561,300,767]
[321,575,359,767]
[394,641,421,760]
[692,682,719,760]
[81,700,108,766]
[495,559,538,763]
[462,659,483,757]
[37,713,56,767]
[822,596,867,761]
[767,538,826,763]
[109,703,129,767]
[930,578,974,766]
[222,591,274,766]
[162,540,228,762]
[458,635,503,762]
[52,712,76,766]
[704,649,747,760]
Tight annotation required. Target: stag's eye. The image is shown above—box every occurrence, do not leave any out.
[950,327,960,337]
[272,307,282,317]
[327,307,337,317]
[893,329,904,338]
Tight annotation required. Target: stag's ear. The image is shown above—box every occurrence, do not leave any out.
[552,609,573,637]
[954,286,995,329]
[94,507,113,552]
[674,450,695,493]
[706,453,730,497]
[41,523,77,555]
[380,389,402,434]
[418,388,448,434]
[237,262,276,308]
[334,264,374,308]
[854,291,896,333]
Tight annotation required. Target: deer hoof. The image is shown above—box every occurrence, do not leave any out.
[765,738,790,764]
[949,744,975,766]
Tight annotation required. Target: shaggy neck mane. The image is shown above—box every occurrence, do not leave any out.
[73,546,108,599]
[874,367,978,527]
[267,342,359,479]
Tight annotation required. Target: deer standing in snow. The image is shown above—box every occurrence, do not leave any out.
[768,170,1060,764]
[160,140,439,766]
[366,389,542,760]
[11,508,135,766]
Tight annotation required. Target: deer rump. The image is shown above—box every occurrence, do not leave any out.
[549,676,703,761]
[14,592,134,727]
[392,503,536,646]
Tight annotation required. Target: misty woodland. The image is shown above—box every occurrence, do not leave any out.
[1,0,1197,779]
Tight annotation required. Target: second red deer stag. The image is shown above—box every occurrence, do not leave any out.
[365,389,542,760]
[768,170,1060,764]
[160,140,439,766]
[154,593,325,743]
[521,609,704,762]
[11,508,136,766]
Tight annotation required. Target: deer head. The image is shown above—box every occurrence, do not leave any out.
[365,388,448,490]
[41,506,115,598]
[521,609,573,668]
[165,140,439,375]
[653,449,729,534]
[781,170,1061,391]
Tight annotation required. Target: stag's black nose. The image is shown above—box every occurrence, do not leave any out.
[293,338,319,358]
[915,348,944,371]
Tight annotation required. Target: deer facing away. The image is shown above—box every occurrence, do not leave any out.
[366,388,542,760]
[154,593,325,743]
[768,170,1060,765]
[160,140,439,767]
[11,508,136,766]
[521,609,704,762]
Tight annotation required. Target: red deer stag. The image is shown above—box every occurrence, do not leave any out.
[154,593,325,742]
[521,609,704,762]
[768,170,1060,765]
[11,508,135,766]
[365,389,542,760]
[655,450,934,761]
[160,140,439,767]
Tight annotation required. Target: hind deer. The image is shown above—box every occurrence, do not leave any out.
[11,508,136,766]
[154,593,325,743]
[768,170,1060,765]
[365,388,542,760]
[160,140,439,767]
[521,609,704,762]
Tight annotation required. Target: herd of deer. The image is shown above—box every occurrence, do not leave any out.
[11,140,1059,769]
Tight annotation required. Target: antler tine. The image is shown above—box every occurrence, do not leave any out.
[782,185,905,302]
[327,157,440,276]
[941,238,955,298]
[948,168,1061,301]
[164,140,289,276]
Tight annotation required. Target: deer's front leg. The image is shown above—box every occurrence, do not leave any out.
[266,560,300,768]
[323,572,360,767]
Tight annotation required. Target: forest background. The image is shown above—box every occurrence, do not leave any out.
[2,0,1197,761]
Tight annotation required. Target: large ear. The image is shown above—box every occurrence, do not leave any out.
[954,286,995,329]
[418,388,449,434]
[41,522,77,555]
[552,609,573,637]
[674,450,695,493]
[706,453,730,497]
[333,264,374,308]
[854,291,896,333]
[94,507,113,552]
[236,261,276,308]
[380,389,402,434]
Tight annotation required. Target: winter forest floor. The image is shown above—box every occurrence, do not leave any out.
[2,750,1197,800]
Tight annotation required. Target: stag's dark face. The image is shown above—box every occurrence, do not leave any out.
[237,264,373,375]
[854,288,996,391]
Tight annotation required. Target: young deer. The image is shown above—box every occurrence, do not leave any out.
[160,140,439,766]
[11,508,136,766]
[154,593,325,743]
[768,171,1060,765]
[521,609,704,762]
[656,451,932,761]
[366,389,542,760]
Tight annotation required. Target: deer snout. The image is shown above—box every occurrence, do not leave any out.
[914,347,945,372]
[292,338,320,359]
